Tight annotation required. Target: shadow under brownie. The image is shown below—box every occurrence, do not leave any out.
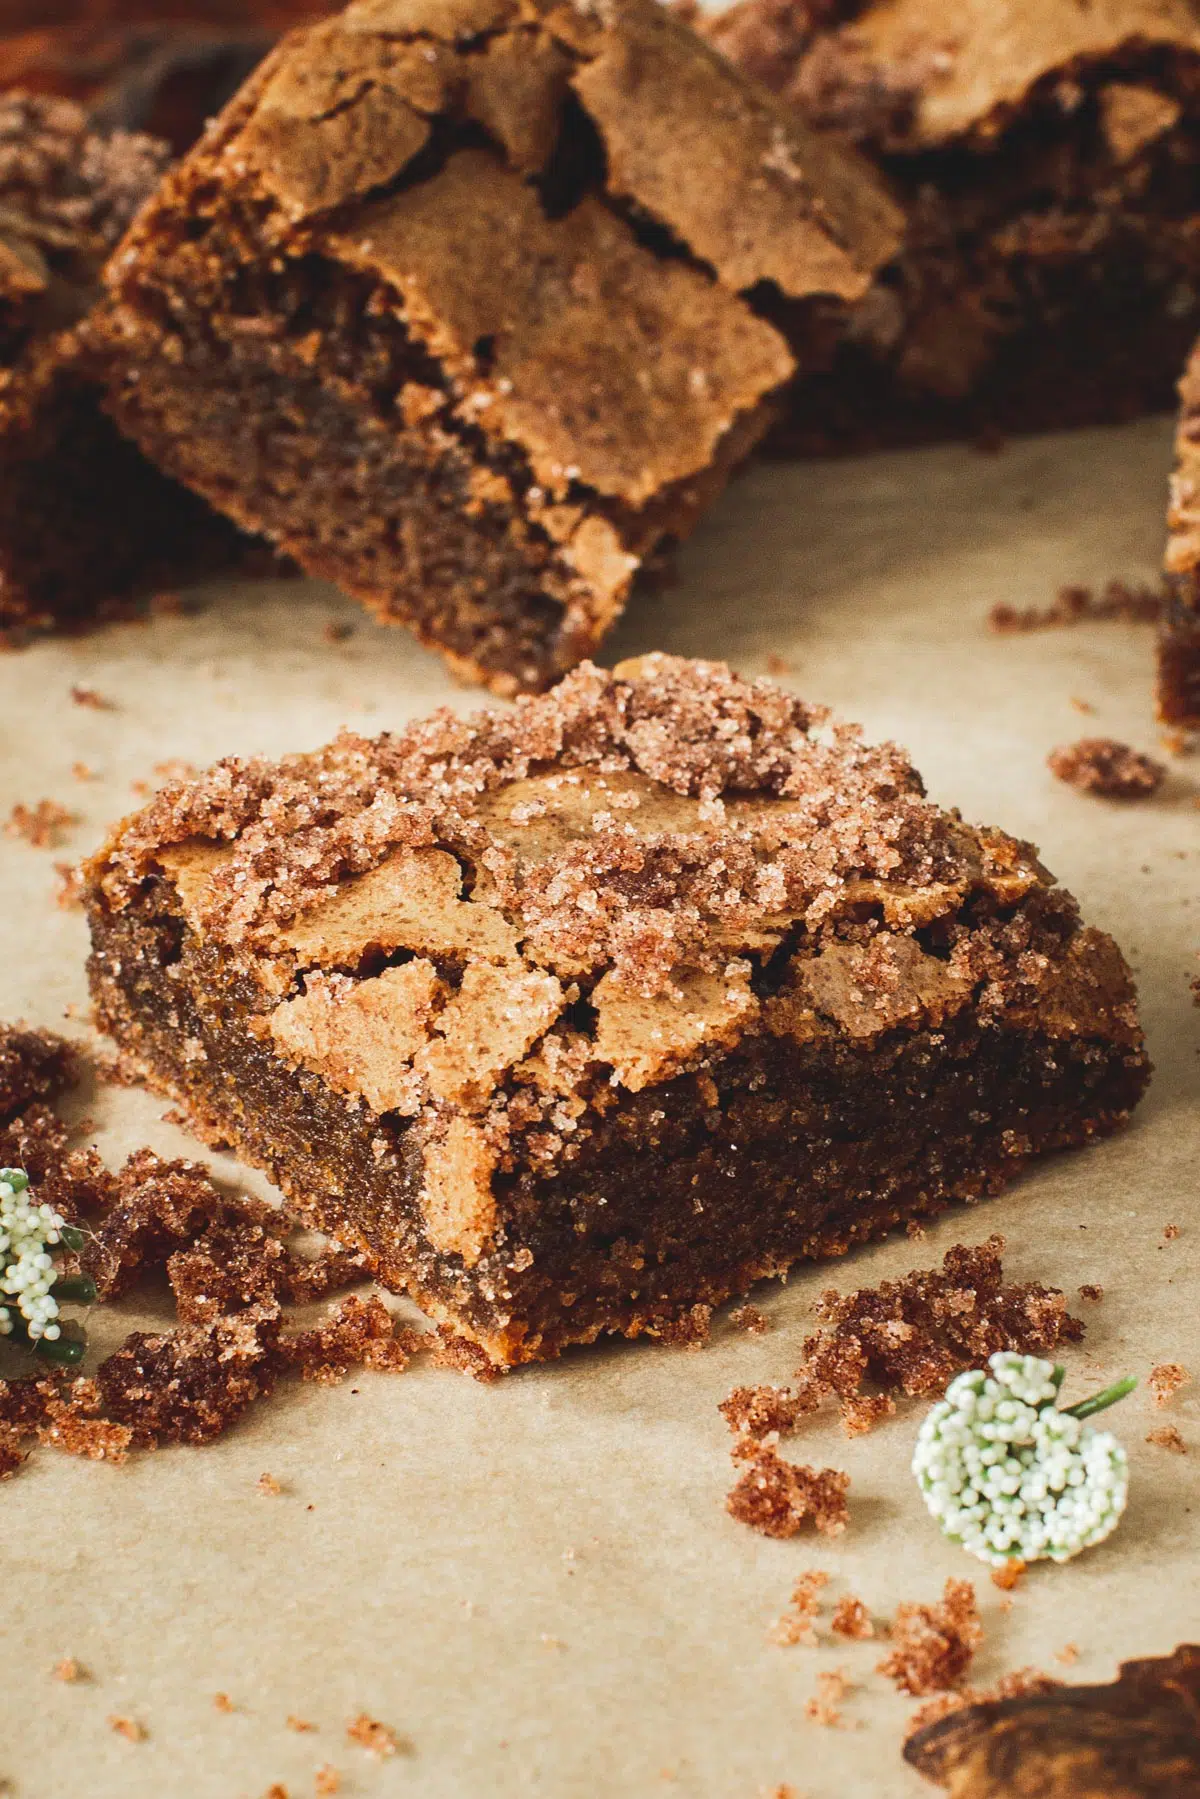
[84,655,1150,1369]
[83,0,902,694]
[702,0,1200,451]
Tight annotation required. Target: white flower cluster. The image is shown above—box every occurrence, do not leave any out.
[0,1169,67,1343]
[913,1351,1129,1567]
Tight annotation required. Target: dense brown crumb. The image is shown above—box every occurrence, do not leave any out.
[729,1239,1083,1441]
[654,1303,713,1350]
[37,1380,134,1462]
[6,799,78,848]
[108,1716,147,1743]
[282,1295,422,1385]
[989,581,1166,634]
[1077,1284,1104,1303]
[1149,1363,1190,1408]
[96,1304,283,1447]
[990,1561,1026,1592]
[805,1667,851,1727]
[769,1570,828,1647]
[878,1580,982,1697]
[346,1714,400,1758]
[70,685,116,710]
[905,1667,1061,1737]
[1147,1424,1187,1453]
[730,1304,771,1336]
[0,1024,74,1124]
[830,1595,874,1640]
[1048,739,1166,800]
[726,1442,849,1538]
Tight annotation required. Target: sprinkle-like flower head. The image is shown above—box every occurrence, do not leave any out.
[0,1168,69,1342]
[913,1351,1132,1567]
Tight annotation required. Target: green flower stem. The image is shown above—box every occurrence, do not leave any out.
[1063,1376,1138,1421]
[51,1274,97,1305]
[34,1324,86,1367]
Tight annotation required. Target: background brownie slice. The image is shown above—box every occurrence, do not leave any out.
[702,0,1200,450]
[0,91,247,639]
[85,0,901,694]
[1162,338,1200,727]
[84,655,1150,1370]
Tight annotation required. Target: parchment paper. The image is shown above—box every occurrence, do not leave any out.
[0,416,1196,1799]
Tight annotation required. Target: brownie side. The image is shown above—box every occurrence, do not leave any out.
[704,0,1200,449]
[1161,339,1200,726]
[87,0,902,693]
[83,656,1150,1368]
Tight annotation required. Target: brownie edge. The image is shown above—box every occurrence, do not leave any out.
[83,656,1151,1367]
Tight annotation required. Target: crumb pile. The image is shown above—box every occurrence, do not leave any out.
[726,1441,850,1539]
[0,1024,425,1477]
[989,581,1166,635]
[721,1237,1084,1441]
[877,1578,983,1698]
[1048,739,1166,800]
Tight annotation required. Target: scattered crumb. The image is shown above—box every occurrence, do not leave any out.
[757,1788,800,1799]
[153,759,199,783]
[989,578,1164,633]
[258,1472,283,1497]
[213,1693,236,1713]
[282,1294,418,1385]
[1149,1363,1190,1408]
[346,1714,401,1758]
[990,1561,1026,1592]
[265,1786,288,1799]
[51,1657,86,1683]
[726,1443,849,1539]
[877,1580,982,1697]
[315,1771,341,1797]
[323,621,354,643]
[53,860,85,910]
[1069,697,1095,714]
[805,1667,850,1728]
[830,1595,874,1641]
[1164,1223,1182,1241]
[765,654,791,677]
[655,1303,712,1350]
[109,1716,147,1743]
[71,761,96,781]
[6,799,78,848]
[906,1668,1061,1737]
[1048,737,1166,799]
[721,1383,819,1437]
[730,1304,770,1336]
[1056,1642,1080,1666]
[70,685,116,710]
[1078,1284,1104,1303]
[286,1715,316,1732]
[1147,1424,1187,1454]
[769,1570,828,1647]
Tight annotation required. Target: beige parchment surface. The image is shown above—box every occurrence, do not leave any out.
[0,417,1197,1799]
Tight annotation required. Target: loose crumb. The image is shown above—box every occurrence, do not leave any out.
[70,685,116,709]
[1147,1425,1187,1453]
[315,1771,341,1796]
[730,1304,770,1336]
[53,860,86,910]
[51,1657,86,1682]
[258,1472,283,1496]
[829,1595,874,1641]
[1056,1642,1080,1666]
[805,1667,850,1728]
[989,579,1164,633]
[877,1580,982,1697]
[1078,1284,1104,1303]
[1164,1224,1181,1241]
[655,1302,712,1350]
[346,1714,401,1758]
[1048,738,1165,799]
[990,1560,1026,1592]
[765,654,791,677]
[213,1693,236,1712]
[1069,697,1095,714]
[287,1715,316,1732]
[1149,1363,1190,1408]
[905,1667,1060,1737]
[768,1570,828,1647]
[323,621,354,644]
[6,800,78,848]
[71,761,96,781]
[727,1443,849,1539]
[264,1786,288,1799]
[109,1716,147,1743]
[721,1384,819,1437]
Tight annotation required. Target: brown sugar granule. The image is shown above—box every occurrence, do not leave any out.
[1147,1424,1187,1454]
[789,1238,1083,1437]
[286,1714,315,1732]
[6,800,78,848]
[990,1561,1026,1593]
[70,686,116,710]
[282,1294,418,1386]
[346,1714,400,1758]
[721,1384,820,1438]
[878,1579,982,1697]
[213,1692,236,1713]
[989,580,1166,634]
[52,1657,86,1682]
[1164,1223,1182,1241]
[730,1304,771,1336]
[1149,1363,1191,1408]
[805,1667,850,1728]
[1078,1284,1105,1303]
[830,1595,875,1641]
[726,1442,849,1539]
[315,1771,341,1797]
[258,1472,283,1498]
[769,1570,829,1647]
[1048,738,1166,800]
[109,1716,147,1743]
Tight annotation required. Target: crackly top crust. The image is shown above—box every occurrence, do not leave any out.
[107,0,902,509]
[87,656,1143,1266]
[1167,338,1200,584]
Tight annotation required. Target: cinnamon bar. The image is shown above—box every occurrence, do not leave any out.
[84,654,1150,1370]
[83,0,901,694]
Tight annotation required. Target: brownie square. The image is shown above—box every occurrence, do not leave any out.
[84,0,901,694]
[703,0,1200,449]
[0,92,245,639]
[1162,337,1200,727]
[84,655,1150,1370]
